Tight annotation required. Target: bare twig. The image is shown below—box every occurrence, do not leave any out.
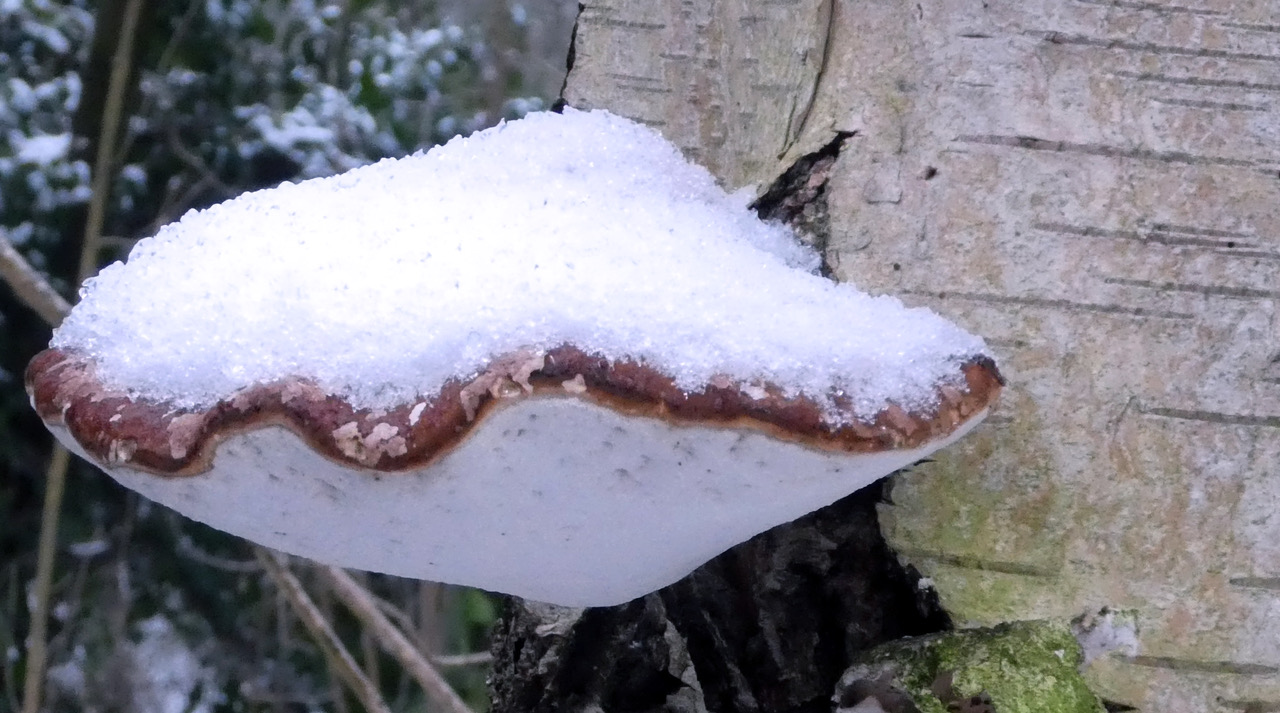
[130,129,235,233]
[256,550,393,713]
[5,226,73,713]
[111,0,201,168]
[318,581,351,713]
[168,514,262,573]
[363,587,491,667]
[3,565,21,713]
[145,172,218,236]
[317,566,475,713]
[18,0,143,703]
[20,446,70,713]
[18,0,146,696]
[167,127,233,194]
[434,651,493,667]
[154,0,202,72]
[0,233,72,327]
[371,592,421,644]
[358,594,380,699]
[77,0,146,284]
[416,581,448,658]
[174,536,262,573]
[0,210,74,713]
[100,235,138,251]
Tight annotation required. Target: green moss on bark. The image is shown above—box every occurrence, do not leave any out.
[836,621,1105,713]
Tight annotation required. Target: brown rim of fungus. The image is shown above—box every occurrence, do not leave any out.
[26,345,1003,477]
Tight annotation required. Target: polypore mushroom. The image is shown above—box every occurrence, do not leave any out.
[27,109,1001,607]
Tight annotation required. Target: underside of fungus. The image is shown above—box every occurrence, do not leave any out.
[29,346,999,606]
[28,108,1002,606]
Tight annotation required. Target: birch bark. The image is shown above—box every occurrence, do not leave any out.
[549,2,1280,711]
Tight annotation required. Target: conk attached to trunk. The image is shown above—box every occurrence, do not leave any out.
[28,108,1001,607]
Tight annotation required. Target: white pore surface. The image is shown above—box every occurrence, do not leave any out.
[53,108,987,422]
[50,398,988,606]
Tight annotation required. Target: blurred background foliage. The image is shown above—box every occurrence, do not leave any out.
[0,0,574,709]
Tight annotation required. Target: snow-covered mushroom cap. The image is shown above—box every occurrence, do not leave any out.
[28,109,1001,607]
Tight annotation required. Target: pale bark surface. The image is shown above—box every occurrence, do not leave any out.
[563,1,1280,712]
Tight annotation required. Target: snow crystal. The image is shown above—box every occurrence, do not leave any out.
[7,221,34,245]
[246,112,334,151]
[62,72,81,112]
[7,77,35,112]
[54,109,989,423]
[67,538,111,558]
[14,132,71,165]
[46,647,86,699]
[435,114,458,136]
[420,27,444,49]
[128,616,224,713]
[21,20,70,54]
[120,163,148,186]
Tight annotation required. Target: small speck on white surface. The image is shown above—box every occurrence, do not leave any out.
[54,109,988,423]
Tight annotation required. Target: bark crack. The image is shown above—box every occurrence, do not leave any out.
[753,131,855,277]
[783,0,836,156]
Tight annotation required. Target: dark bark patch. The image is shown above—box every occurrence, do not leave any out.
[752,132,855,277]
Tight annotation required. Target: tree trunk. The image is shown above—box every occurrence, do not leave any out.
[493,2,1280,712]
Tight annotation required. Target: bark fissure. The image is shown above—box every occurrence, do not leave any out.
[752,132,855,277]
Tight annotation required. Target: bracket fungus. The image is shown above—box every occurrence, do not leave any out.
[27,109,1001,607]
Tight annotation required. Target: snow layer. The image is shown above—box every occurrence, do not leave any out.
[13,132,71,165]
[54,109,987,422]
